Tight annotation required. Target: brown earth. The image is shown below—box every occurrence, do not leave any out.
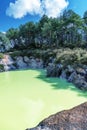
[26,102,87,130]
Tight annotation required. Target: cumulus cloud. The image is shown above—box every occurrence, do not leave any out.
[6,0,69,18]
[6,0,42,18]
[42,0,69,17]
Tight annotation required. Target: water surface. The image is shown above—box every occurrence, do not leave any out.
[0,69,87,130]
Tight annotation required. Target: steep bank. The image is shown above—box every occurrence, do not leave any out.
[0,49,87,130]
[47,63,87,91]
[0,54,44,71]
[0,48,87,91]
[26,102,87,130]
[46,48,87,91]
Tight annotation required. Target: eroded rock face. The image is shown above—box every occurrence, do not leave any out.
[1,55,13,66]
[26,102,87,130]
[0,54,44,72]
[68,71,78,82]
[46,64,87,91]
[0,55,15,71]
[24,56,30,63]
[47,63,55,77]
[16,56,27,69]
[26,57,42,69]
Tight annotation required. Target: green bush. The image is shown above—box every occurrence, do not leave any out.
[0,53,4,59]
[0,64,4,71]
[55,48,87,66]
[10,50,26,58]
[8,48,87,66]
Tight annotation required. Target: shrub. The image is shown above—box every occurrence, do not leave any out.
[0,64,4,71]
[10,50,26,58]
[55,48,87,66]
[0,53,4,59]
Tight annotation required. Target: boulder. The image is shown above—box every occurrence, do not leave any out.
[36,58,43,69]
[0,55,15,71]
[85,72,87,82]
[26,102,87,130]
[1,55,14,66]
[68,72,87,90]
[64,66,74,79]
[60,71,67,79]
[55,64,63,77]
[74,75,87,90]
[76,67,86,76]
[68,71,78,82]
[30,58,37,69]
[9,64,16,70]
[24,56,30,63]
[67,65,74,73]
[46,63,55,77]
[4,65,11,71]
[47,63,63,77]
[16,56,27,69]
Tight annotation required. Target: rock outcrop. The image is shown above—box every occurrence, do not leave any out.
[0,55,15,71]
[26,102,87,130]
[0,54,87,90]
[46,64,87,91]
[15,56,27,69]
[0,54,44,72]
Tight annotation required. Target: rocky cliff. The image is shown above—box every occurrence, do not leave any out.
[0,54,43,71]
[0,53,87,90]
[26,102,87,130]
[47,63,87,91]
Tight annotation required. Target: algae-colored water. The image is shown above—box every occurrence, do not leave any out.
[0,69,87,130]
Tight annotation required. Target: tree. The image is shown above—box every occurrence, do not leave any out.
[4,9,87,50]
[0,32,11,52]
[6,28,19,40]
[60,10,84,47]
[19,22,36,45]
[83,11,87,25]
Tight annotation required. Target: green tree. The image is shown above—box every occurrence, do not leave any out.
[19,22,36,45]
[6,28,19,40]
[83,11,87,25]
[60,10,84,47]
[0,32,10,51]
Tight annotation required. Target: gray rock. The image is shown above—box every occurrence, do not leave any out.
[28,57,44,69]
[74,75,87,90]
[24,56,30,63]
[4,65,10,71]
[60,71,67,79]
[30,58,37,69]
[67,65,74,73]
[16,56,27,69]
[0,55,14,71]
[46,63,55,77]
[9,65,16,70]
[76,67,86,76]
[68,71,78,82]
[36,58,43,69]
[1,55,14,66]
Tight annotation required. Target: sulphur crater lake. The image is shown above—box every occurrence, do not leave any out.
[0,69,87,130]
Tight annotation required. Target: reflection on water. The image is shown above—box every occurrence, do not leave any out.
[0,69,87,130]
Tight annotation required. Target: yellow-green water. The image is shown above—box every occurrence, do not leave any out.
[0,69,87,130]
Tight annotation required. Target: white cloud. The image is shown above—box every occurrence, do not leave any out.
[6,0,42,18]
[6,0,69,18]
[42,0,69,17]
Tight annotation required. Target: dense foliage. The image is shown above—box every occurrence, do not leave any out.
[1,9,87,52]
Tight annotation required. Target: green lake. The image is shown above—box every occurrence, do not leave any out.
[0,69,87,130]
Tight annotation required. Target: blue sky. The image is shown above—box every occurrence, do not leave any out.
[0,0,87,32]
